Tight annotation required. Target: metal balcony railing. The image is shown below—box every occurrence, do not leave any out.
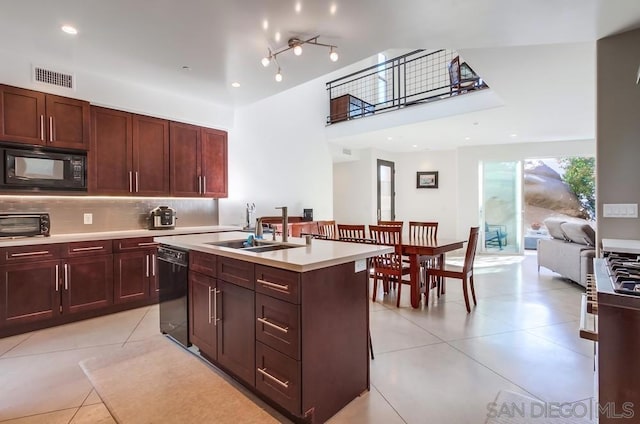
[326,49,487,124]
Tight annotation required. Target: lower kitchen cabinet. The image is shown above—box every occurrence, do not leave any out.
[188,253,255,387]
[113,237,158,303]
[63,254,114,314]
[0,259,61,327]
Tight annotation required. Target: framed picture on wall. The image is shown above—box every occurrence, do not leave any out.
[417,171,438,189]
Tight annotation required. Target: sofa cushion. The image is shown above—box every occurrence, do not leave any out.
[560,221,596,246]
[543,218,568,240]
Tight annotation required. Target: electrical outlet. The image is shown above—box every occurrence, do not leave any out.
[83,213,93,225]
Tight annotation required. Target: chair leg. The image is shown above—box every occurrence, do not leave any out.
[396,281,402,307]
[470,274,477,306]
[372,275,378,302]
[369,330,374,360]
[462,277,471,313]
[423,269,430,306]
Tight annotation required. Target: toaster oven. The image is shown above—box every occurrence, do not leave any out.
[0,213,50,238]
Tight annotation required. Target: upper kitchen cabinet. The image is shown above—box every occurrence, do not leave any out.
[0,84,90,150]
[90,106,169,196]
[170,122,228,198]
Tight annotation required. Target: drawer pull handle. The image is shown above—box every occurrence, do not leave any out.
[257,317,289,334]
[10,250,50,258]
[55,264,59,292]
[257,279,289,293]
[71,246,104,252]
[257,368,289,389]
[137,242,158,247]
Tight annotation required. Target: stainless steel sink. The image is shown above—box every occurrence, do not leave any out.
[205,239,299,253]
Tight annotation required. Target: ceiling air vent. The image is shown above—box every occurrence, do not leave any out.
[342,148,352,156]
[33,66,74,89]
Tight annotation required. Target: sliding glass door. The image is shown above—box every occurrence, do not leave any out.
[480,161,522,253]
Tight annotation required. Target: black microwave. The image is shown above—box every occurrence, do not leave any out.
[0,146,86,191]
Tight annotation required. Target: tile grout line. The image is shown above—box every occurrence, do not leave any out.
[0,407,78,423]
[369,383,409,424]
[121,306,151,347]
[0,332,36,358]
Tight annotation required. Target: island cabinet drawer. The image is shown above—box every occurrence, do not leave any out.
[64,240,112,257]
[255,341,301,415]
[217,256,254,290]
[190,251,217,277]
[0,244,62,264]
[113,237,157,252]
[256,293,300,360]
[255,265,300,304]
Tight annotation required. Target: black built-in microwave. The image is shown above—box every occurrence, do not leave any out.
[0,146,86,191]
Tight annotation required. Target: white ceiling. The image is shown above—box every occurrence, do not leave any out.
[1,0,640,151]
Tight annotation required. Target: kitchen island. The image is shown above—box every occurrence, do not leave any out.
[153,231,392,424]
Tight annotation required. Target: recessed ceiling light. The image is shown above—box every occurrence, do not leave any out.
[387,136,393,141]
[61,25,77,35]
[295,2,302,13]
[465,137,471,140]
[510,133,518,137]
[231,82,240,88]
[275,32,281,42]
[262,19,269,30]
[412,144,418,148]
[330,3,338,14]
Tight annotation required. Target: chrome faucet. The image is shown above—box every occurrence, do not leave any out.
[255,216,265,239]
[276,206,288,242]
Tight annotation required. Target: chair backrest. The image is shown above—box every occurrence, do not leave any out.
[377,220,404,231]
[409,221,438,239]
[337,224,366,240]
[369,225,402,247]
[463,227,480,273]
[317,220,336,239]
[448,56,461,90]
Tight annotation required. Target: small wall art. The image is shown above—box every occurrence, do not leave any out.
[416,171,438,189]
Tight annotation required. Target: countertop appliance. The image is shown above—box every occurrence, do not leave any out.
[149,206,176,229]
[0,146,86,191]
[157,245,189,348]
[0,213,50,238]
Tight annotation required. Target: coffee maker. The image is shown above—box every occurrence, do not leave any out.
[149,206,177,229]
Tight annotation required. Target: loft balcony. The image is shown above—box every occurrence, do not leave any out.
[326,49,489,125]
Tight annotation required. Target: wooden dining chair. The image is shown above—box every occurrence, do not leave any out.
[369,225,411,307]
[317,220,337,239]
[377,220,404,229]
[425,226,479,312]
[337,224,367,241]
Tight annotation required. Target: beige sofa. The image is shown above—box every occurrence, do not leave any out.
[537,218,596,287]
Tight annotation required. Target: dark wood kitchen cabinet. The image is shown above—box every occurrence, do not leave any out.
[0,84,90,150]
[169,122,228,198]
[0,241,113,329]
[90,106,169,196]
[189,252,255,386]
[113,237,158,303]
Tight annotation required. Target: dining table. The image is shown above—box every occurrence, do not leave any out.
[401,237,466,308]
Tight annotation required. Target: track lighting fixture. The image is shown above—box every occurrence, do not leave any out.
[261,35,338,81]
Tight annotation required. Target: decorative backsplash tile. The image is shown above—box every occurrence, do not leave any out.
[0,196,218,235]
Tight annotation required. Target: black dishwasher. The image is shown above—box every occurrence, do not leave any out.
[157,245,190,348]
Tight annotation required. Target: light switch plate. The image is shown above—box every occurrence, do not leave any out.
[603,204,638,218]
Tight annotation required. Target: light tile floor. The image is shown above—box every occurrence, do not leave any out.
[0,252,595,423]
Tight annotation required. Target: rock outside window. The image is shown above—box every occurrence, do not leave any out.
[417,171,438,189]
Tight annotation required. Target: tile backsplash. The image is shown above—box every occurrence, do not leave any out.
[0,197,218,234]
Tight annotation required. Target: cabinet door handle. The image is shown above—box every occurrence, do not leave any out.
[152,254,156,277]
[213,288,221,326]
[64,263,69,290]
[202,176,206,194]
[198,176,202,194]
[49,116,54,142]
[257,317,289,334]
[40,115,45,141]
[55,264,59,292]
[208,287,213,324]
[257,368,289,389]
[146,255,150,278]
[10,250,50,258]
[71,246,104,252]
[137,242,158,247]
[257,278,290,293]
[135,171,139,192]
[129,171,133,193]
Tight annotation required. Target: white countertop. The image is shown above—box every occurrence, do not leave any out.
[0,226,241,247]
[154,231,394,272]
[602,238,640,254]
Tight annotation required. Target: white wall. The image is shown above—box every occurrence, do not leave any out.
[0,48,234,130]
[218,78,334,226]
[333,139,595,239]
